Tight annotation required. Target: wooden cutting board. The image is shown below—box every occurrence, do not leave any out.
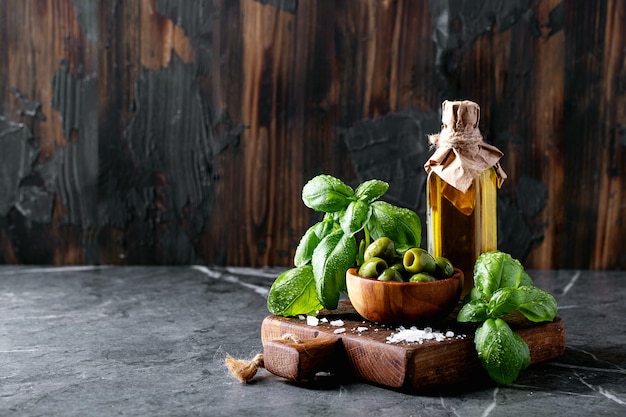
[261,300,565,392]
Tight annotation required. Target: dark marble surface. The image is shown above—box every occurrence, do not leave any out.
[1,266,624,416]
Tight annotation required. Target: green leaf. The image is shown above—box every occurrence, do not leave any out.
[487,287,526,318]
[355,179,389,204]
[367,201,421,251]
[267,265,323,316]
[316,213,336,238]
[294,224,322,267]
[474,318,531,385]
[516,286,558,322]
[302,175,354,213]
[519,270,534,287]
[312,229,358,309]
[293,217,336,267]
[339,200,371,236]
[473,251,533,298]
[457,299,490,322]
[467,286,485,301]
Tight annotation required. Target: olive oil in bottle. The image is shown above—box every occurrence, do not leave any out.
[427,168,500,297]
[424,100,506,298]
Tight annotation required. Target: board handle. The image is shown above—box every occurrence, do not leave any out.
[262,335,339,381]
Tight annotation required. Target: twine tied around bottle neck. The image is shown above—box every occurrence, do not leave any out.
[428,100,484,150]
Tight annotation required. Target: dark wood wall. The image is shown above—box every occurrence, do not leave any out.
[0,0,624,269]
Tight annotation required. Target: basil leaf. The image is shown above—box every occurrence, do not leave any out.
[516,286,558,322]
[302,175,354,213]
[339,200,371,236]
[367,201,421,250]
[294,224,322,267]
[474,251,533,297]
[294,216,336,267]
[467,286,485,301]
[487,287,526,318]
[316,213,336,238]
[457,299,489,322]
[474,318,531,385]
[355,179,389,204]
[267,265,323,316]
[312,230,357,309]
[519,271,534,287]
[499,260,534,289]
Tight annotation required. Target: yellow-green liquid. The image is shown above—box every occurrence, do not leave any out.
[427,168,498,298]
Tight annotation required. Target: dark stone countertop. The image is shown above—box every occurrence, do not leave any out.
[1,266,625,416]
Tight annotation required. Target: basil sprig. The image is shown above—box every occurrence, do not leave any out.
[457,251,558,385]
[267,175,421,315]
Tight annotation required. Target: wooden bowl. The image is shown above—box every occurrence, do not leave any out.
[345,267,463,324]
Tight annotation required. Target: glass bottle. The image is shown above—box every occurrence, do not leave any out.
[427,167,501,298]
[424,100,505,298]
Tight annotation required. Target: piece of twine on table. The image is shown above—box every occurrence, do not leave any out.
[225,333,302,383]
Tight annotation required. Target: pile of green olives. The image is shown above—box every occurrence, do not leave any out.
[357,237,455,283]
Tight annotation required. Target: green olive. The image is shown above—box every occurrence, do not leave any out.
[364,237,396,263]
[377,268,404,282]
[358,257,388,278]
[409,272,436,283]
[389,262,404,272]
[403,248,436,274]
[434,256,454,278]
[388,262,409,281]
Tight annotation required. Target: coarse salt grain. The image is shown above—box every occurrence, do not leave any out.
[330,319,344,327]
[306,316,319,326]
[386,326,459,344]
[357,327,369,332]
[334,328,346,334]
[320,317,329,323]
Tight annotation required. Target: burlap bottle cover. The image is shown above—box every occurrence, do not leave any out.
[424,100,507,192]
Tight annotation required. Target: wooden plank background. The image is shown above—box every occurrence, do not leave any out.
[0,0,624,269]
